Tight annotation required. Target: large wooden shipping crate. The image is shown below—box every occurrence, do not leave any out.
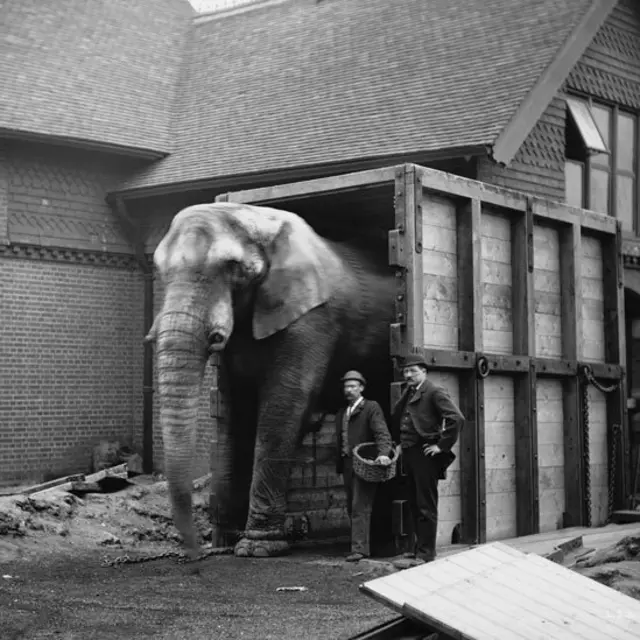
[215,163,629,549]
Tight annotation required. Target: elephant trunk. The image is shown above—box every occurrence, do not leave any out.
[155,302,214,559]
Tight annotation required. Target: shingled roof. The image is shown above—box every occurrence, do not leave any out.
[1,0,194,156]
[116,0,615,193]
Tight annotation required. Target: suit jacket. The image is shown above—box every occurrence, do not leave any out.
[335,398,392,475]
[391,379,465,453]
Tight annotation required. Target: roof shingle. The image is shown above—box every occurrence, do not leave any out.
[119,0,595,191]
[1,0,194,155]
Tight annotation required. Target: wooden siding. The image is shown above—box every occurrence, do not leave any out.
[477,97,566,202]
[481,211,513,355]
[533,225,562,358]
[422,195,458,350]
[581,234,607,362]
[484,376,517,541]
[536,379,565,532]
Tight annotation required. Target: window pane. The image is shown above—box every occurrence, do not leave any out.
[565,160,584,207]
[566,98,608,154]
[617,113,636,172]
[589,167,610,214]
[591,104,611,167]
[617,174,636,232]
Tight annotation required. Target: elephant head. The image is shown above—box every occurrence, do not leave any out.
[146,203,340,558]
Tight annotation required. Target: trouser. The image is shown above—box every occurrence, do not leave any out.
[342,457,377,556]
[402,444,441,561]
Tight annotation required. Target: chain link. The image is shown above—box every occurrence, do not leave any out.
[101,545,234,568]
[581,371,592,528]
[579,365,621,527]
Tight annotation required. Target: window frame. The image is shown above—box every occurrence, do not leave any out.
[565,92,640,234]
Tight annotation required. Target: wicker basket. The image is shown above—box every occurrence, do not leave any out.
[352,442,402,483]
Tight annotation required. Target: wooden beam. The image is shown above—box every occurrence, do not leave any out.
[457,198,483,352]
[416,348,475,370]
[459,371,485,544]
[417,165,528,214]
[482,354,530,374]
[404,165,424,351]
[515,364,539,536]
[216,166,398,205]
[560,222,584,526]
[456,196,485,545]
[535,358,578,377]
[602,222,630,511]
[511,199,538,535]
[512,200,536,356]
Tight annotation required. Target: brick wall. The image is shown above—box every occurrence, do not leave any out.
[0,141,147,485]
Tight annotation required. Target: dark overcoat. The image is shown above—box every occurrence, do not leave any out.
[335,399,392,475]
[391,378,465,477]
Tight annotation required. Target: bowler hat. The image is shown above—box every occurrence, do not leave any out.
[341,370,366,385]
[400,354,428,369]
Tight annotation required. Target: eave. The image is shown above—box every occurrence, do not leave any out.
[110,144,489,200]
[0,128,169,161]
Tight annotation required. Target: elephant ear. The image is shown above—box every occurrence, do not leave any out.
[252,215,337,340]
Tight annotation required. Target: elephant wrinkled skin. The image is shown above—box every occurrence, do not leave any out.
[147,202,395,559]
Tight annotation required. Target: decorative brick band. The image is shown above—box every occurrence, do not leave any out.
[0,242,140,270]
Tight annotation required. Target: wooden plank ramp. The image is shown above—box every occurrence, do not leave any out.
[359,541,640,640]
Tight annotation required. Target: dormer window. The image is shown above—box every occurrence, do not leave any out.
[564,96,638,233]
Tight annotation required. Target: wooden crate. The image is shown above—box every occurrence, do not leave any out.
[215,163,629,548]
[391,164,628,543]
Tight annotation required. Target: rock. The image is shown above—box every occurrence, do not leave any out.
[44,522,69,537]
[124,453,143,476]
[93,440,123,472]
[98,532,121,546]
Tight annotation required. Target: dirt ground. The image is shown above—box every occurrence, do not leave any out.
[0,475,396,639]
[2,474,640,639]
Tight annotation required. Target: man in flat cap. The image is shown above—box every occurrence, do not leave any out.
[336,370,393,562]
[392,354,465,564]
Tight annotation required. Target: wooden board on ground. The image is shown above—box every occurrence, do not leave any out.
[360,541,640,640]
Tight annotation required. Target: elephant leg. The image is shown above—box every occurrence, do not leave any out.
[234,332,332,558]
[210,376,258,547]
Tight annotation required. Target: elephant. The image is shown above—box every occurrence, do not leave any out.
[146,201,396,559]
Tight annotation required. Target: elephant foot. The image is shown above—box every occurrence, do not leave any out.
[234,537,291,558]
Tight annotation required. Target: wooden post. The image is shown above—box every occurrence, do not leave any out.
[457,198,485,544]
[560,222,584,526]
[512,200,538,535]
[602,222,629,511]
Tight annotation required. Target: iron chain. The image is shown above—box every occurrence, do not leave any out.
[581,373,592,528]
[101,545,233,568]
[579,365,621,527]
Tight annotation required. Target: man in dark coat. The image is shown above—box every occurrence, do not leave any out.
[335,370,393,562]
[391,354,465,564]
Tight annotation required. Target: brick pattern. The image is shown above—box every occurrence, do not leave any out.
[0,148,8,245]
[479,97,567,202]
[0,142,147,486]
[0,259,144,484]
